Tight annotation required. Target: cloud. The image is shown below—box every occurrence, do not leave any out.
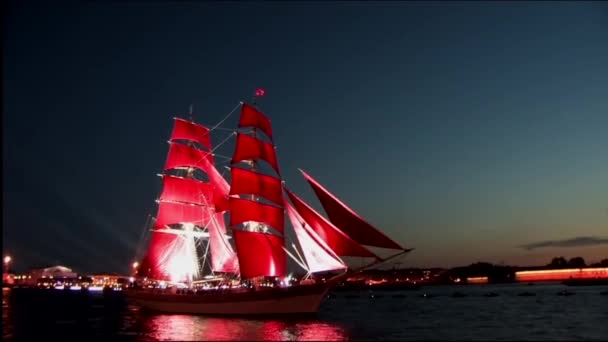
[520,236,608,251]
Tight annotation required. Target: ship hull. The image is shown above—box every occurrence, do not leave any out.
[125,284,331,316]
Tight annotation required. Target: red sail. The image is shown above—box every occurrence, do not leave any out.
[159,175,213,206]
[171,118,212,150]
[285,200,347,273]
[205,165,237,271]
[232,230,286,279]
[154,201,211,228]
[139,230,188,281]
[239,103,274,141]
[285,189,377,258]
[207,212,240,274]
[164,142,214,173]
[300,169,404,250]
[231,133,280,175]
[229,167,283,206]
[206,163,230,213]
[228,197,284,234]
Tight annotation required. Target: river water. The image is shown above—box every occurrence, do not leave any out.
[3,283,607,341]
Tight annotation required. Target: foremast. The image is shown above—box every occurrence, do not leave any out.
[137,105,241,284]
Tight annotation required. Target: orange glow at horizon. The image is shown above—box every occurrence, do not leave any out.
[467,276,488,284]
[515,267,608,282]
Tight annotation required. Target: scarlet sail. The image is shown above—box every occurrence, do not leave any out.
[159,175,213,206]
[228,102,287,280]
[285,201,346,274]
[231,133,280,175]
[139,230,189,282]
[171,118,212,150]
[232,230,286,279]
[207,212,240,274]
[206,162,230,213]
[299,169,404,250]
[154,201,211,228]
[285,189,377,258]
[164,143,214,173]
[229,167,283,206]
[239,103,274,141]
[228,197,284,234]
[163,142,229,212]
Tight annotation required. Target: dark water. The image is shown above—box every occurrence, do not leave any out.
[3,283,608,341]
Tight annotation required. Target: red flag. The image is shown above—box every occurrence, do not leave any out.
[255,88,265,97]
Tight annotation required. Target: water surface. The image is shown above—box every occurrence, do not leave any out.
[3,283,607,341]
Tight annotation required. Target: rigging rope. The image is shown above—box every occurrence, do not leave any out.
[187,131,236,171]
[210,132,236,154]
[200,235,211,276]
[208,102,242,132]
[134,213,153,261]
[282,246,309,273]
[213,154,232,161]
[209,127,236,132]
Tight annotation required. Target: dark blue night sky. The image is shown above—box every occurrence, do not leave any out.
[3,1,607,273]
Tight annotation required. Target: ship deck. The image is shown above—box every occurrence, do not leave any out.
[126,283,329,304]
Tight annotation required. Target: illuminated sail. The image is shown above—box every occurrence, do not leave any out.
[229,102,286,279]
[285,200,346,273]
[170,117,212,150]
[142,117,239,279]
[299,169,404,250]
[285,188,377,258]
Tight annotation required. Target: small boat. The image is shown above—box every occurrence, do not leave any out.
[483,292,499,297]
[517,291,535,297]
[451,291,466,298]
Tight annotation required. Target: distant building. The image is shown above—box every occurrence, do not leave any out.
[24,265,78,285]
[90,273,130,287]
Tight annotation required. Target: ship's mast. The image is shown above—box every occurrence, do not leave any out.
[181,103,208,288]
[248,90,273,287]
[245,93,262,230]
[186,104,195,179]
[250,95,258,204]
[185,104,195,288]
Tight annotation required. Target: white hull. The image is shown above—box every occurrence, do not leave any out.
[125,285,331,316]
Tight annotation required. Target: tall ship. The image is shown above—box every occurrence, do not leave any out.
[125,90,412,315]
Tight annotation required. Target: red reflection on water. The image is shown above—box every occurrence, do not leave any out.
[145,315,199,341]
[142,314,347,341]
[262,320,348,341]
[201,317,261,340]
